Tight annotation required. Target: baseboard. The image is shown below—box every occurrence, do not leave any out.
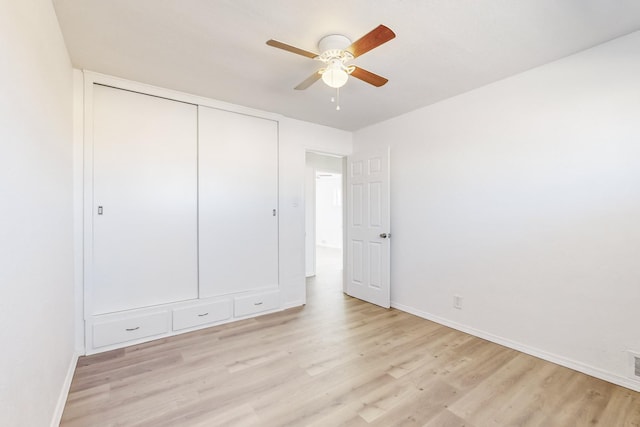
[391,301,640,393]
[50,350,80,427]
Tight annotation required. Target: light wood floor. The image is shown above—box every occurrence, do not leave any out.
[62,265,640,426]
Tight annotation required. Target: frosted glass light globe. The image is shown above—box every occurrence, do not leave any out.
[322,64,349,88]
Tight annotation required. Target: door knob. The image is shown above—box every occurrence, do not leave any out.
[380,233,390,238]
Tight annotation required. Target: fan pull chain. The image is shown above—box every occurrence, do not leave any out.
[330,89,341,111]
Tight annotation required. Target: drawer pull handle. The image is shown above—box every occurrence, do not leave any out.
[254,302,263,306]
[197,312,209,317]
[125,326,140,332]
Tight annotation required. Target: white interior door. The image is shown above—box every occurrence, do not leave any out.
[346,147,391,308]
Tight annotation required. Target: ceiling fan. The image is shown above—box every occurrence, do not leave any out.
[266,24,396,91]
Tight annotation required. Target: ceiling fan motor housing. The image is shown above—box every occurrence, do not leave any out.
[318,34,352,56]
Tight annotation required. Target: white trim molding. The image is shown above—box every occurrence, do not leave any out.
[50,351,80,427]
[392,301,640,393]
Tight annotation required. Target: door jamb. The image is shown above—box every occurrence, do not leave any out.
[304,150,348,298]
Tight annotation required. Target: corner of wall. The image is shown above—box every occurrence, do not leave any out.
[73,69,86,355]
[50,351,80,427]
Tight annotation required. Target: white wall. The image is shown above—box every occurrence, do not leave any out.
[279,119,352,306]
[315,174,343,249]
[0,1,76,426]
[354,31,640,391]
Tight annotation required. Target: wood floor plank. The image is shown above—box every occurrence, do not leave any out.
[597,388,640,426]
[367,377,460,427]
[423,409,475,427]
[61,270,640,426]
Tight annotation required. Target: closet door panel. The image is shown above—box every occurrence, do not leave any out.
[91,85,198,315]
[199,106,278,297]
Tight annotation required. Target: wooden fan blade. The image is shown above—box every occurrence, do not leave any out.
[294,72,322,90]
[266,39,318,59]
[351,66,389,87]
[346,25,396,58]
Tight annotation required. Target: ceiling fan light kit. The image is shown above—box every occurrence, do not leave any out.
[317,35,355,89]
[266,24,396,109]
[321,60,354,89]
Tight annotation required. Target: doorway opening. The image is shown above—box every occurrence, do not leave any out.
[305,152,345,297]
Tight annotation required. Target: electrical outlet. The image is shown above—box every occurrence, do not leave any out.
[454,295,463,310]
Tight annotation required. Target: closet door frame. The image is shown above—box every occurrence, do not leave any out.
[81,72,282,328]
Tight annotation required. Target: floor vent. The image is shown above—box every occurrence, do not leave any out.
[629,351,640,380]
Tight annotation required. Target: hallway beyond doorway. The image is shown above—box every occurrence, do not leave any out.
[316,245,342,275]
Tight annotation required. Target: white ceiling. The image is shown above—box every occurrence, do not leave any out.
[53,0,640,131]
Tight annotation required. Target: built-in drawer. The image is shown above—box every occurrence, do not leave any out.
[234,290,280,317]
[172,299,232,331]
[93,311,170,348]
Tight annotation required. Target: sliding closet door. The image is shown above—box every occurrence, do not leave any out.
[199,106,278,297]
[91,85,198,314]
